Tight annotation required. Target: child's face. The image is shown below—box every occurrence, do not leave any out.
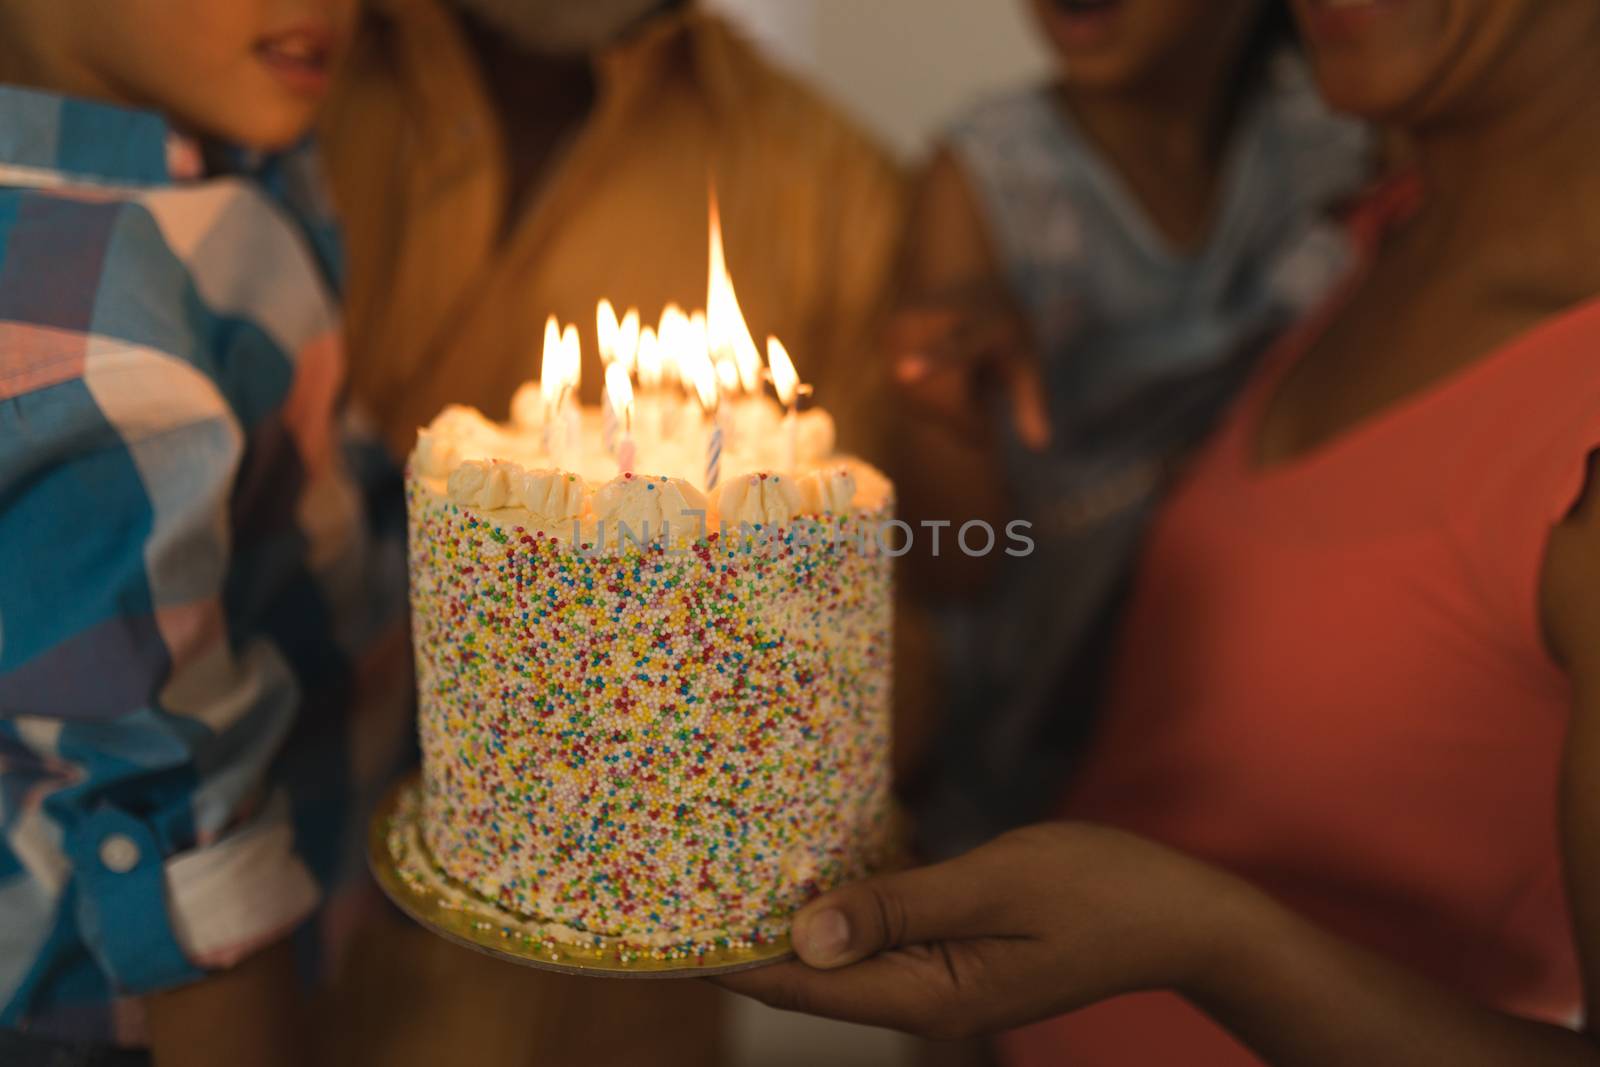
[1029,0,1263,94]
[1290,0,1596,126]
[74,0,358,149]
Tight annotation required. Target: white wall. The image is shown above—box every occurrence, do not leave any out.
[706,0,1054,159]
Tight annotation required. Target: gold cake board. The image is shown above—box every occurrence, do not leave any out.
[368,776,795,978]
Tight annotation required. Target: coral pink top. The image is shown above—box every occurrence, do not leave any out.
[1004,184,1600,1066]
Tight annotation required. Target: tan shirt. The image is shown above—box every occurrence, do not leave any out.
[321,0,908,459]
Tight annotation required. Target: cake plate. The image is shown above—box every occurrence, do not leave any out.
[368,776,796,978]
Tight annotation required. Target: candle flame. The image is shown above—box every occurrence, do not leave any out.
[605,360,635,428]
[539,315,563,409]
[597,299,620,365]
[688,311,709,383]
[658,304,689,388]
[637,326,662,389]
[706,189,764,394]
[682,340,719,414]
[767,336,799,407]
[561,324,581,389]
[618,308,641,375]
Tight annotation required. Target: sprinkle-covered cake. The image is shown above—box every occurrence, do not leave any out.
[405,326,895,959]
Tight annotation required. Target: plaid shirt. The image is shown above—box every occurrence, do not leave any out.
[0,86,408,1044]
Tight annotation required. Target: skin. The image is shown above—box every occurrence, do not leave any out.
[449,0,679,237]
[723,2,1600,1062]
[0,0,358,150]
[0,3,353,1064]
[889,0,1264,597]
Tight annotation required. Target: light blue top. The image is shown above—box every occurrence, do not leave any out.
[923,56,1371,852]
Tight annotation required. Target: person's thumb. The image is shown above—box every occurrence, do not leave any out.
[789,857,996,970]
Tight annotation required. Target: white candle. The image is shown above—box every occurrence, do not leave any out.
[539,315,562,454]
[617,308,641,375]
[602,382,618,455]
[597,299,620,364]
[606,362,637,474]
[598,302,619,453]
[636,326,662,443]
[657,305,688,439]
[555,325,581,469]
[767,336,803,471]
[685,344,722,491]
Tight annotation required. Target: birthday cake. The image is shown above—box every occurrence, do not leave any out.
[405,298,895,960]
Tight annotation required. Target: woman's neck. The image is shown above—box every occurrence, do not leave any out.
[1057,67,1243,252]
[1409,22,1600,294]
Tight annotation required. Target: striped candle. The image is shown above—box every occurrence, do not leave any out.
[706,420,723,492]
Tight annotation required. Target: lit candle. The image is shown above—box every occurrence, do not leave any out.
[658,304,688,388]
[657,305,688,436]
[688,310,719,448]
[539,315,562,454]
[602,382,618,455]
[688,311,709,368]
[554,325,581,469]
[686,346,722,491]
[597,299,620,364]
[636,326,662,443]
[637,326,663,391]
[606,362,636,474]
[562,324,582,391]
[598,301,619,453]
[618,308,641,375]
[706,188,764,397]
[767,336,803,471]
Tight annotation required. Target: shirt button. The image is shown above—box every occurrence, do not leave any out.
[99,834,141,874]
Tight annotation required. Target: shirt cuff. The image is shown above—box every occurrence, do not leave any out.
[70,791,320,994]
[164,793,320,970]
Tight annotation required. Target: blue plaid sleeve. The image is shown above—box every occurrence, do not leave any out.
[0,192,328,1024]
[0,99,405,1044]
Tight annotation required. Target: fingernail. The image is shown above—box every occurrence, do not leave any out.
[797,908,851,967]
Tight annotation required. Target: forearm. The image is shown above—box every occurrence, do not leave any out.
[145,938,314,1067]
[1191,886,1597,1067]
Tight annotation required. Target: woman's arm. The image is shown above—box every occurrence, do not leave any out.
[720,819,1600,1062]
[719,477,1600,1063]
[889,146,1048,600]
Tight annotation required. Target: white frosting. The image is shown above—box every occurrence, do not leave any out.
[428,404,502,443]
[411,393,895,525]
[710,472,803,527]
[509,468,587,525]
[509,382,545,431]
[446,460,516,510]
[795,409,836,463]
[730,396,781,455]
[591,475,709,542]
[797,466,857,515]
[413,429,466,479]
[843,458,894,511]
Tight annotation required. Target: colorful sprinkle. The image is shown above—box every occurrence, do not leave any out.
[408,476,893,952]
